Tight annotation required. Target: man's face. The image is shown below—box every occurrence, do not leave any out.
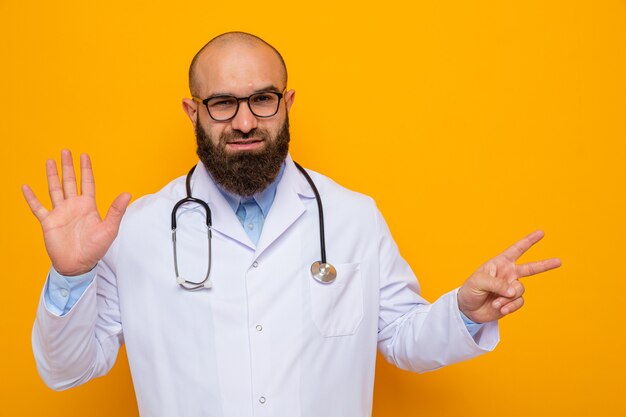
[183,42,295,196]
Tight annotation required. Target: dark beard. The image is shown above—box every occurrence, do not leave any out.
[195,117,290,196]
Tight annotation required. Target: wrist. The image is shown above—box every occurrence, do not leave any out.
[51,263,96,277]
[459,309,480,325]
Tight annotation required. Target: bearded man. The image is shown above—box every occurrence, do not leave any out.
[23,32,561,417]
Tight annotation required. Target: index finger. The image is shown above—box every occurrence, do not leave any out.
[500,230,545,262]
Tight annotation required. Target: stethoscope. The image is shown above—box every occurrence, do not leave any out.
[171,162,337,291]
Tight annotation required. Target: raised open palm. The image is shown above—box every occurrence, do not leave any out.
[22,150,131,276]
[457,230,561,323]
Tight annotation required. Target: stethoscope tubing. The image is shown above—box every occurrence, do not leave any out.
[171,162,335,290]
[293,162,327,265]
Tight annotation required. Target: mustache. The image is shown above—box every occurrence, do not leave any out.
[220,128,270,143]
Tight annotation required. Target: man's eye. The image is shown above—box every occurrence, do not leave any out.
[251,94,274,103]
[209,99,235,107]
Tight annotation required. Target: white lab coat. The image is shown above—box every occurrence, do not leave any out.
[33,155,499,417]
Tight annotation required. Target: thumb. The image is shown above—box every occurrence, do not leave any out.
[469,271,515,298]
[103,192,132,231]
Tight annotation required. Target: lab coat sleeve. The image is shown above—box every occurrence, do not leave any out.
[32,240,123,391]
[375,208,499,373]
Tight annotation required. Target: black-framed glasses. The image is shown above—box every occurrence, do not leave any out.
[192,91,284,121]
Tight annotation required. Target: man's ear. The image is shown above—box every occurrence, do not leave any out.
[285,89,295,112]
[182,98,198,128]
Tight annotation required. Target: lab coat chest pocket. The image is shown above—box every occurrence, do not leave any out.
[309,262,364,337]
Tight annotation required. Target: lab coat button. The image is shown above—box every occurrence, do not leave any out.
[259,396,266,404]
[252,261,259,268]
[256,325,263,331]
[60,289,69,298]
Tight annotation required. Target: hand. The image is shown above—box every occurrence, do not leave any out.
[457,230,561,323]
[22,150,132,276]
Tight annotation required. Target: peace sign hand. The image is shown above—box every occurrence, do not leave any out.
[457,230,561,324]
[22,150,131,276]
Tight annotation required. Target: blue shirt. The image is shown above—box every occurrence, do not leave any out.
[218,163,285,245]
[44,163,483,336]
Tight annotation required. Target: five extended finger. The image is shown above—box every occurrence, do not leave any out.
[22,184,49,222]
[61,149,78,198]
[46,158,64,207]
[500,230,545,262]
[103,193,132,232]
[80,153,95,198]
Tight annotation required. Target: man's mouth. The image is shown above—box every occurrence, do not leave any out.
[225,139,265,151]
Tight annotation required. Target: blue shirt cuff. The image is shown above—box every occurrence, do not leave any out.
[460,310,486,339]
[43,267,96,316]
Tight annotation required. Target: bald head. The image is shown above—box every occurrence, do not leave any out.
[188,32,288,97]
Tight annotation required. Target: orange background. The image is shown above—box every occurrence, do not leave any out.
[1,1,625,416]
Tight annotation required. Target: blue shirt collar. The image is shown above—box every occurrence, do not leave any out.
[211,162,286,217]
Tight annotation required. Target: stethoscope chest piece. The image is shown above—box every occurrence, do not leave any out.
[310,261,337,284]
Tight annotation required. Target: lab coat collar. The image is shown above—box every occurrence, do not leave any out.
[188,154,316,253]
[189,161,255,249]
[254,154,316,257]
[281,154,316,199]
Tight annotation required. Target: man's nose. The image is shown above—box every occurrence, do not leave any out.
[230,100,258,134]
